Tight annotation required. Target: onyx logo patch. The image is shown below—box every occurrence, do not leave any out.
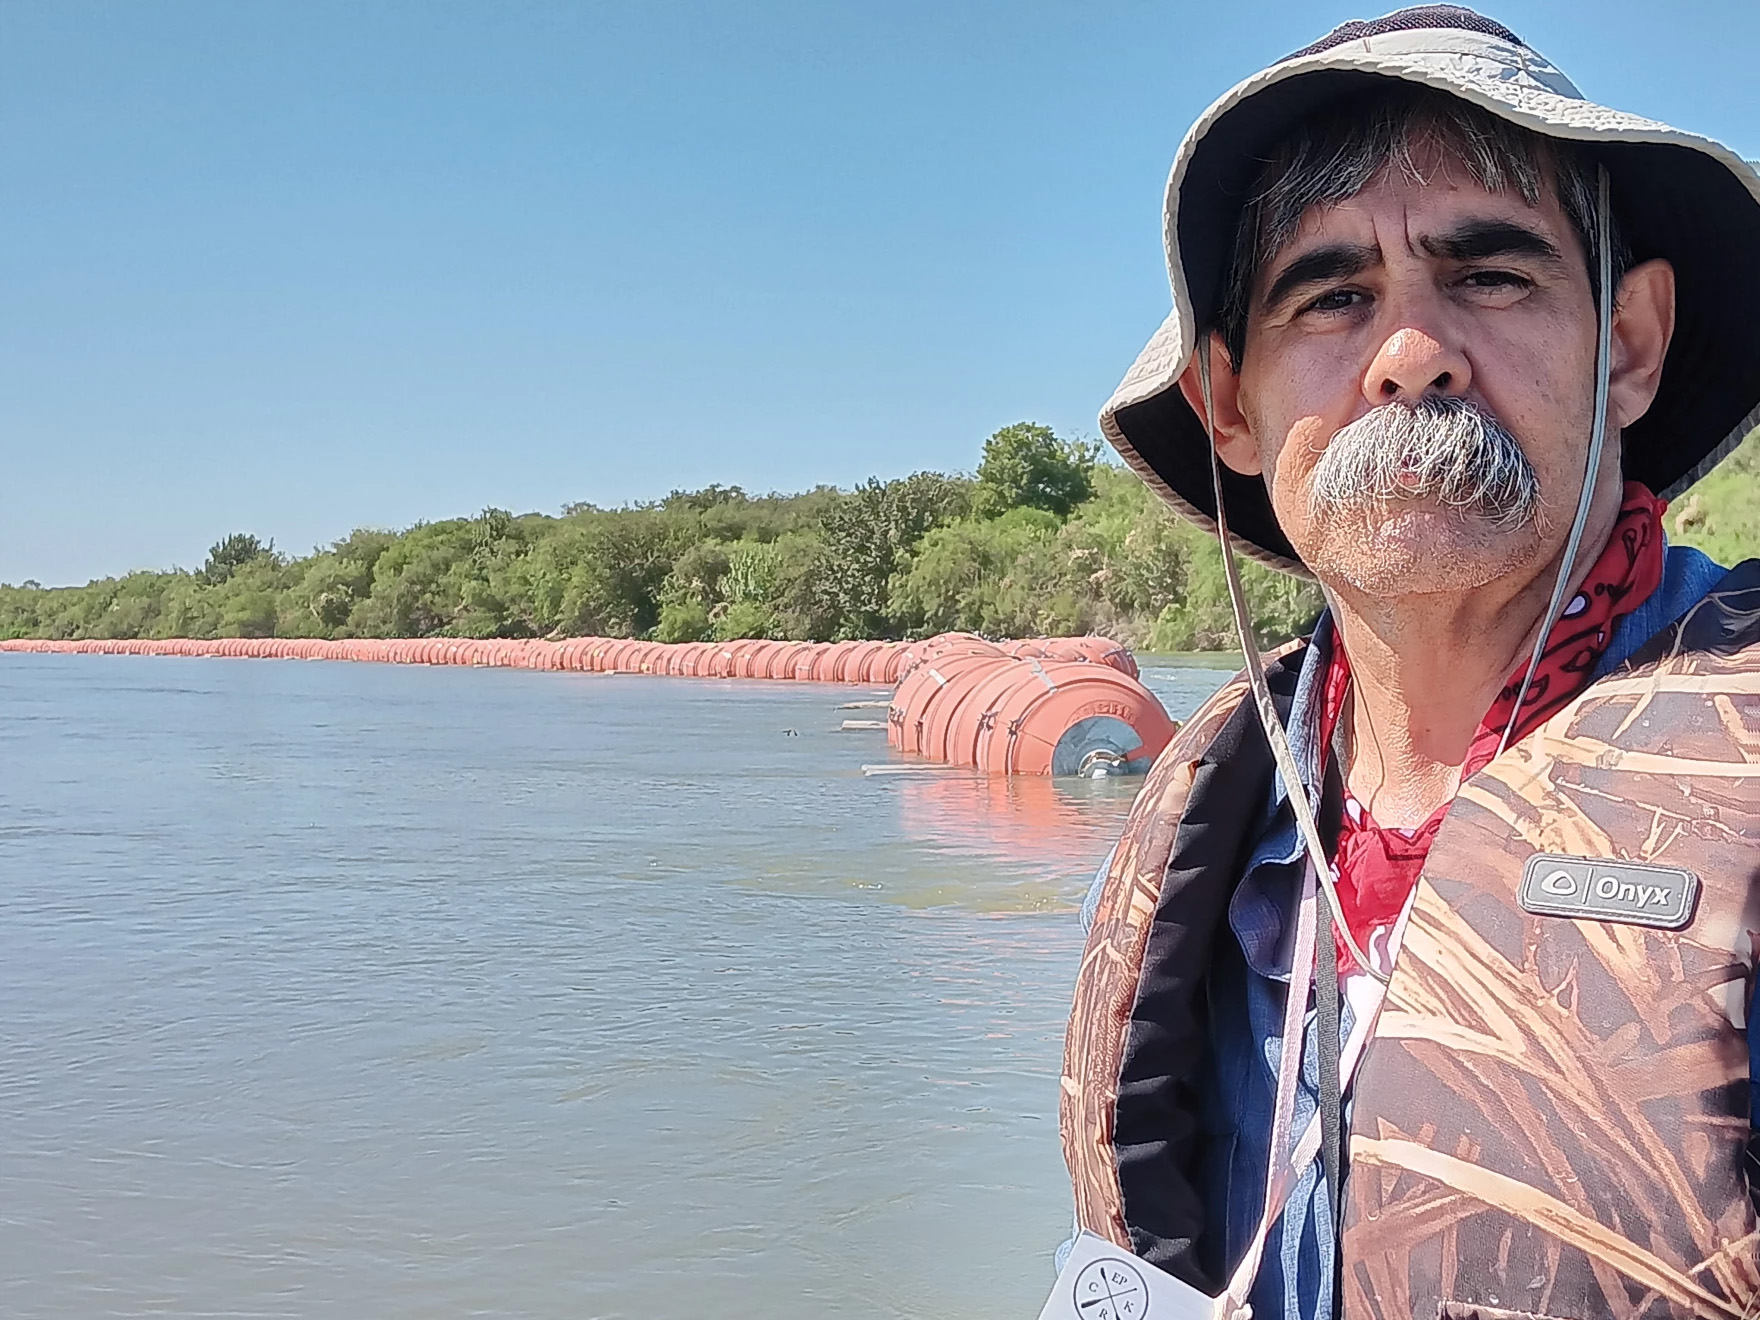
[1517,854,1699,930]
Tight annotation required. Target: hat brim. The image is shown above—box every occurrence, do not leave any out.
[1103,42,1760,577]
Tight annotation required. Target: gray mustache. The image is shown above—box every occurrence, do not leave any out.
[1308,396,1541,530]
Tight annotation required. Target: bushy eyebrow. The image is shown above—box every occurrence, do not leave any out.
[1259,242,1378,312]
[1256,217,1569,317]
[1418,218,1564,265]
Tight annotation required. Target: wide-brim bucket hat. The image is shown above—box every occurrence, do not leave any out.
[1102,5,1760,576]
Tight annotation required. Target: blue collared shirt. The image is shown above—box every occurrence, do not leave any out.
[1072,542,1734,1318]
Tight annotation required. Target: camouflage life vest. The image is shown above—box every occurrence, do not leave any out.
[1061,563,1760,1319]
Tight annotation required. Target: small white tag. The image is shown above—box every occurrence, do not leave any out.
[1037,1232,1221,1320]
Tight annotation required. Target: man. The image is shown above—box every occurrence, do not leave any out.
[1059,8,1760,1319]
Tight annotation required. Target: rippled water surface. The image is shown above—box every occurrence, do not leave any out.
[0,654,1228,1319]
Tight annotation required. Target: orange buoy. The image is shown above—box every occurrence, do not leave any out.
[977,661,1175,777]
[756,642,785,679]
[859,641,897,684]
[760,641,806,680]
[787,643,823,681]
[3,631,1149,701]
[836,640,882,683]
[802,642,838,683]
[737,639,778,679]
[920,655,1017,763]
[721,638,761,678]
[892,641,924,680]
[582,639,613,672]
[944,658,1041,768]
[1035,634,1140,677]
[912,632,1001,668]
[907,653,1014,755]
[888,651,1001,754]
[877,644,911,685]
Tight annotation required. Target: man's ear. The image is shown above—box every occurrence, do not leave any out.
[1607,258,1675,431]
[1175,335,1262,477]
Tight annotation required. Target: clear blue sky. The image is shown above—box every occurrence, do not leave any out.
[5,1,1756,585]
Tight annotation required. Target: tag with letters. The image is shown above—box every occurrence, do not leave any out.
[1517,853,1699,930]
[1038,1232,1221,1320]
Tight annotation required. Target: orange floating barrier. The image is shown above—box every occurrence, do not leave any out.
[888,651,1006,754]
[753,641,779,677]
[892,638,932,679]
[786,643,823,681]
[945,659,1042,768]
[877,645,911,685]
[909,652,1015,755]
[975,661,1175,777]
[808,641,849,683]
[756,640,801,680]
[3,631,1148,709]
[920,655,1017,764]
[836,640,881,683]
[721,639,762,678]
[907,632,1000,673]
[1035,634,1140,677]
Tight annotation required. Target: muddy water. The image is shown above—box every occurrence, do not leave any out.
[0,654,1227,1318]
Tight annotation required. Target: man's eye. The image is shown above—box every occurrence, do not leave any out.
[1302,288,1364,313]
[1461,269,1533,290]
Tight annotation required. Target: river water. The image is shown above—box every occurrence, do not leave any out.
[0,653,1229,1319]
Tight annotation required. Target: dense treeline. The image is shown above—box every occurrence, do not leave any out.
[6,424,1756,651]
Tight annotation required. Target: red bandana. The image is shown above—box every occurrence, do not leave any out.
[1318,481,1667,975]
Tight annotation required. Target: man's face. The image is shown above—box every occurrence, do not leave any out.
[1231,146,1604,598]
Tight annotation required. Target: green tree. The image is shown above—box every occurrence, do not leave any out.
[712,600,776,641]
[201,533,276,585]
[973,423,1098,519]
[655,599,713,643]
[813,473,972,638]
[0,422,1382,653]
[890,508,1073,636]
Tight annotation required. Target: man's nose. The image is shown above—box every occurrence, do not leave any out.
[1363,326,1472,406]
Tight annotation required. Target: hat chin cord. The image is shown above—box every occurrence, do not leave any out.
[1192,165,1614,986]
[1498,165,1616,758]
[1198,345,1384,982]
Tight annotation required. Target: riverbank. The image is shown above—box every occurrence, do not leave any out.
[13,427,1751,657]
[0,443,1326,653]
